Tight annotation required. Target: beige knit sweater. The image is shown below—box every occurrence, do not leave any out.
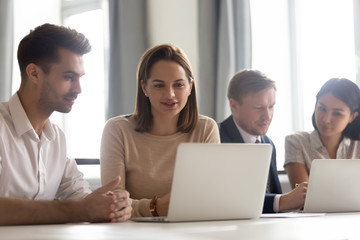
[100,114,220,217]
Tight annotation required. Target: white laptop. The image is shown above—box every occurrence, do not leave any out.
[303,159,360,213]
[132,143,272,222]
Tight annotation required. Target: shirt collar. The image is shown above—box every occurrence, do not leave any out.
[9,93,55,141]
[310,130,351,149]
[9,93,33,137]
[309,130,322,149]
[232,116,260,143]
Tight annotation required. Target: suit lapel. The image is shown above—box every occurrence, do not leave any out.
[222,116,245,143]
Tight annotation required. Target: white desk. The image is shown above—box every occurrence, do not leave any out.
[1,212,359,240]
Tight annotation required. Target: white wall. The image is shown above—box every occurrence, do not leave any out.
[146,0,199,82]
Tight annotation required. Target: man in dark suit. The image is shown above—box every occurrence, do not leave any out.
[219,70,307,213]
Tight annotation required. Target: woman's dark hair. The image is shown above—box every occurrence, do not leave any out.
[134,43,198,133]
[312,78,360,139]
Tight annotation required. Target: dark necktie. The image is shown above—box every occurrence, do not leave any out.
[255,139,272,193]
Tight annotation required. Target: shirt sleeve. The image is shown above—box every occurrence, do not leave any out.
[273,194,281,213]
[284,134,306,167]
[203,117,221,143]
[100,119,126,191]
[132,199,153,217]
[100,119,153,217]
[0,136,3,176]
[55,157,91,200]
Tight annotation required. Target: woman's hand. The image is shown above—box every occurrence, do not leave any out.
[156,192,171,216]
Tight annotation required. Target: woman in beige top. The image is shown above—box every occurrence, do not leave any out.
[284,78,360,188]
[100,44,220,218]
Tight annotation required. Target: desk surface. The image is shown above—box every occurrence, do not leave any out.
[1,212,358,240]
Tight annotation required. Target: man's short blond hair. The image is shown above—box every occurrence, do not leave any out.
[227,70,276,104]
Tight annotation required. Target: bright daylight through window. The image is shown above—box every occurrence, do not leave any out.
[50,1,356,168]
[251,0,355,168]
[60,9,106,159]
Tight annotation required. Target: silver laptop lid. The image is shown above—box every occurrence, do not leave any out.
[167,143,272,222]
[304,159,360,213]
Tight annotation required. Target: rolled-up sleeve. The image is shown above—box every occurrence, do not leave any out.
[55,157,91,200]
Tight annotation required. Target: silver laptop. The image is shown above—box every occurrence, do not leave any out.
[132,143,272,222]
[303,159,360,213]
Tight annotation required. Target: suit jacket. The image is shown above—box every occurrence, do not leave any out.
[218,115,282,213]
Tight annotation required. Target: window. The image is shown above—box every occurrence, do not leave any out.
[251,0,356,168]
[12,0,357,170]
[294,0,355,131]
[55,0,107,159]
[12,0,61,94]
[12,1,106,160]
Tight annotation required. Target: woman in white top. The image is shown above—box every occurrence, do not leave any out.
[284,78,360,188]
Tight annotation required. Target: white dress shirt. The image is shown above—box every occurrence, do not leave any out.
[233,118,281,212]
[0,93,91,200]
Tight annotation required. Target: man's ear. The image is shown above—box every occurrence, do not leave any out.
[229,98,238,112]
[25,63,43,85]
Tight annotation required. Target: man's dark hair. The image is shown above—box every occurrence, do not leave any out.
[17,23,91,81]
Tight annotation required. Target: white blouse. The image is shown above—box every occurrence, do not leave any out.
[284,130,360,171]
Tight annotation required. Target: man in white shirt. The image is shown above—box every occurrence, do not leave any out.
[218,70,307,213]
[0,23,132,225]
